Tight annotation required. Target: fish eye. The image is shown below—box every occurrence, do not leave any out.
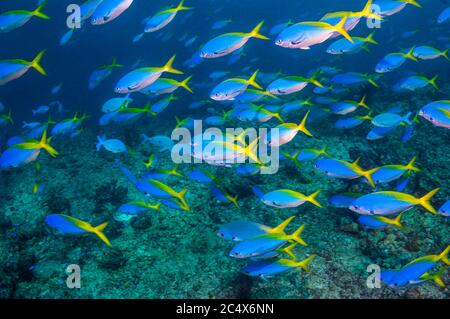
[232,236,237,240]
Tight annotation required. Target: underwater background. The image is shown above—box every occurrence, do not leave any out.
[0,0,449,298]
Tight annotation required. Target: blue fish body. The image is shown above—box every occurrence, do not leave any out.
[242,259,292,277]
[0,148,40,170]
[438,200,450,217]
[328,193,361,208]
[314,158,359,179]
[230,236,287,258]
[45,215,87,235]
[218,221,268,241]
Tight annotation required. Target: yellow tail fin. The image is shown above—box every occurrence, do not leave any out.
[280,243,297,259]
[364,32,378,44]
[288,224,307,246]
[280,254,316,271]
[405,156,420,172]
[442,49,449,61]
[39,129,59,157]
[248,21,269,40]
[177,189,190,211]
[308,70,323,88]
[29,50,47,76]
[359,0,382,20]
[32,1,50,19]
[361,168,378,188]
[246,70,262,89]
[270,216,296,234]
[175,0,191,11]
[393,213,404,228]
[106,57,123,69]
[332,16,353,43]
[162,55,183,74]
[428,75,439,90]
[438,245,450,265]
[402,47,418,61]
[94,222,111,247]
[179,75,193,93]
[297,111,313,137]
[420,266,447,288]
[418,187,439,214]
[306,190,322,208]
[358,94,369,109]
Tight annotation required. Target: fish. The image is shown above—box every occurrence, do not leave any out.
[200,21,269,58]
[268,111,313,147]
[327,32,377,55]
[212,19,232,30]
[275,16,353,50]
[143,0,191,33]
[357,213,403,229]
[419,100,450,129]
[0,130,58,170]
[96,136,127,153]
[89,57,123,90]
[371,156,420,184]
[229,223,307,258]
[375,48,418,73]
[437,7,450,24]
[328,192,362,208]
[366,126,397,140]
[438,200,450,217]
[51,113,87,137]
[266,71,323,96]
[80,0,104,21]
[45,214,111,247]
[372,112,411,128]
[283,146,329,167]
[381,245,450,288]
[210,70,261,101]
[32,105,50,116]
[260,189,322,209]
[115,55,183,93]
[101,94,132,113]
[269,20,294,36]
[118,201,161,215]
[393,74,438,91]
[147,179,189,211]
[349,188,440,215]
[188,168,216,184]
[0,1,49,33]
[140,76,193,95]
[141,134,174,152]
[0,50,47,86]
[372,0,422,18]
[314,157,378,187]
[331,72,379,87]
[413,46,449,60]
[330,95,369,115]
[211,186,239,208]
[91,0,133,25]
[242,255,315,278]
[334,113,372,129]
[218,216,299,242]
[59,28,76,46]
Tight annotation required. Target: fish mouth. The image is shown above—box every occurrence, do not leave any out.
[275,39,284,46]
[115,87,128,94]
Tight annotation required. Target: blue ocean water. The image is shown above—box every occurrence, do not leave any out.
[0,0,449,298]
